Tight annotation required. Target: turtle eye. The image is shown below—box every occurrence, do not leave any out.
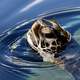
[45,33,54,38]
[45,32,57,38]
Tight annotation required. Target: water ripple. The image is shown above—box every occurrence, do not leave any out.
[1,9,80,80]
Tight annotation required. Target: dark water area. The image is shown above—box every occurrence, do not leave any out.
[0,8,80,80]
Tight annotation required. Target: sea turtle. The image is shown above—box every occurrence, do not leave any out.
[26,18,71,67]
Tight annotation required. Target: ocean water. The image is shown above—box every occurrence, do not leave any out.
[0,8,80,80]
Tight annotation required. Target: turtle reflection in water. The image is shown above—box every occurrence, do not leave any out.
[26,18,71,67]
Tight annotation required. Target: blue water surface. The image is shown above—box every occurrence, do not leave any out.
[0,0,80,80]
[0,8,80,80]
